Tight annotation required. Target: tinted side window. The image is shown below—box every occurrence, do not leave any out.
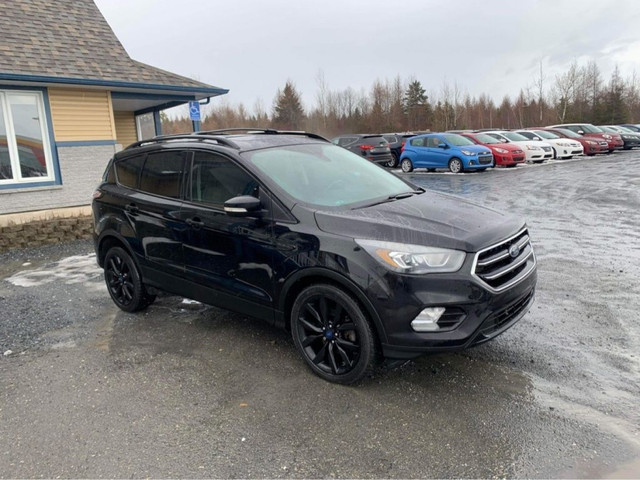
[190,152,258,206]
[383,135,397,143]
[410,138,425,147]
[139,151,186,199]
[115,154,145,189]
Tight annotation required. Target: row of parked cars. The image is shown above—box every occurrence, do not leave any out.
[331,123,640,174]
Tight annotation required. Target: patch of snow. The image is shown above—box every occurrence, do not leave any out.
[6,253,102,288]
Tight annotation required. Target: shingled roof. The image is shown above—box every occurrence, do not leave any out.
[0,0,227,95]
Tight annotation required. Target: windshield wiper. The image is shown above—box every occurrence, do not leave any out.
[355,189,425,209]
[388,188,425,200]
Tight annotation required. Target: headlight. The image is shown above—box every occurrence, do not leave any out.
[355,239,466,274]
[494,148,509,154]
[460,150,476,156]
[586,140,597,145]
[603,134,612,139]
[557,142,570,147]
[526,145,541,151]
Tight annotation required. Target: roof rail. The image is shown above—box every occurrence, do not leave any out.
[195,128,329,142]
[125,133,239,150]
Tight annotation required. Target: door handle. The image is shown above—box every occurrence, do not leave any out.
[186,217,204,229]
[125,203,139,214]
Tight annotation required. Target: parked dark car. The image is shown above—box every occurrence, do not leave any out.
[382,133,416,167]
[598,125,640,149]
[330,134,393,165]
[92,129,537,384]
[619,124,640,133]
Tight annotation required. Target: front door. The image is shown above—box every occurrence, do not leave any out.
[178,150,276,321]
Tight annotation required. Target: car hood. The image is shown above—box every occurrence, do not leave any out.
[486,143,523,152]
[314,191,525,252]
[461,145,492,154]
[509,139,552,148]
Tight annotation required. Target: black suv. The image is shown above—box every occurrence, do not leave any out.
[382,133,416,168]
[330,134,394,165]
[93,129,537,384]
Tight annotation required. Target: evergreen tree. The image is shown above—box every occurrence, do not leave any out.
[403,80,431,130]
[272,81,305,130]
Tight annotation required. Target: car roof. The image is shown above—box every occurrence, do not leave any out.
[123,129,329,154]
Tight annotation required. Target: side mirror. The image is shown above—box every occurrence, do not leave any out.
[224,195,261,217]
[577,130,584,135]
[533,137,540,141]
[437,143,448,149]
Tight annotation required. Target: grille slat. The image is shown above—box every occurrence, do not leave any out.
[473,229,536,291]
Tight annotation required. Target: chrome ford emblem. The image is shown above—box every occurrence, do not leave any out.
[509,244,520,258]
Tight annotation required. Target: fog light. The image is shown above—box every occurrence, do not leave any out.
[411,307,446,332]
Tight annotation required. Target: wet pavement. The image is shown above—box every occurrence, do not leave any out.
[1,152,639,478]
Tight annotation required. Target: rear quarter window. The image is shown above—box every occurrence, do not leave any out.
[115,154,145,189]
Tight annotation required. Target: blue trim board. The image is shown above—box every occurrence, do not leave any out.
[0,85,62,187]
[0,73,229,96]
[0,180,58,191]
[56,140,117,147]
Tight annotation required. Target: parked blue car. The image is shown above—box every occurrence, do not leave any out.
[399,133,494,173]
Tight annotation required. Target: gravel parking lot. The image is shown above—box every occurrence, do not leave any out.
[1,152,639,478]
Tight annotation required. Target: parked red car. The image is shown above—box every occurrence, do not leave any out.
[461,132,526,167]
[541,128,608,156]
[548,123,623,153]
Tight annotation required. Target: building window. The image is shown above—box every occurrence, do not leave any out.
[135,112,156,141]
[0,90,55,185]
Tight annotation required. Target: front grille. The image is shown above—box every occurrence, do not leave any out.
[513,150,523,154]
[472,229,535,291]
[479,156,493,165]
[513,156,525,162]
[479,290,534,336]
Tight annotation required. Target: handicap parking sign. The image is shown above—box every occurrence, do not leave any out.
[189,101,201,121]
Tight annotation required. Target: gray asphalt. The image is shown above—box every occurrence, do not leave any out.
[1,152,639,478]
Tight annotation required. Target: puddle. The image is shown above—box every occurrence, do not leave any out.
[6,253,102,287]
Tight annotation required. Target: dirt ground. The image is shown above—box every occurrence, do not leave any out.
[0,151,638,478]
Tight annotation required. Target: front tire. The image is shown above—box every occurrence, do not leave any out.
[400,158,414,173]
[448,157,463,173]
[104,246,155,312]
[291,284,378,384]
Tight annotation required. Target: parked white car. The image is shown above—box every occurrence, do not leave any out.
[515,129,584,159]
[483,131,553,163]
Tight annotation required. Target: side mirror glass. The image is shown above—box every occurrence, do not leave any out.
[224,195,261,217]
[437,143,447,149]
[577,130,584,135]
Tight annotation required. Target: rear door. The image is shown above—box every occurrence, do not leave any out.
[131,150,188,274]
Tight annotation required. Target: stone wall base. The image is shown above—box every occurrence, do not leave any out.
[0,215,93,253]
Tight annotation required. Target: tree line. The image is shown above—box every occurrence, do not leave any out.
[162,61,640,138]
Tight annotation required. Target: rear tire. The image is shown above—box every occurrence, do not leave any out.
[400,158,414,173]
[104,246,155,312]
[386,153,399,168]
[448,158,463,173]
[290,284,378,384]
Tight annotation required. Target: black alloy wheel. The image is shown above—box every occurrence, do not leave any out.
[291,284,377,384]
[387,153,399,168]
[104,246,155,312]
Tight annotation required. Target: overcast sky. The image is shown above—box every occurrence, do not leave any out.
[94,0,640,112]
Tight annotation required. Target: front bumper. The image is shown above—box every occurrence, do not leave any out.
[367,255,538,359]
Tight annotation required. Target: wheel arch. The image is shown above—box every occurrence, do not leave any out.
[277,267,388,344]
[97,231,135,268]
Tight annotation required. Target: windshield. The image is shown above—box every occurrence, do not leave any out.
[534,130,560,140]
[582,124,602,133]
[472,133,501,144]
[243,143,413,207]
[441,134,475,146]
[555,128,581,139]
[600,126,616,133]
[502,132,529,142]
